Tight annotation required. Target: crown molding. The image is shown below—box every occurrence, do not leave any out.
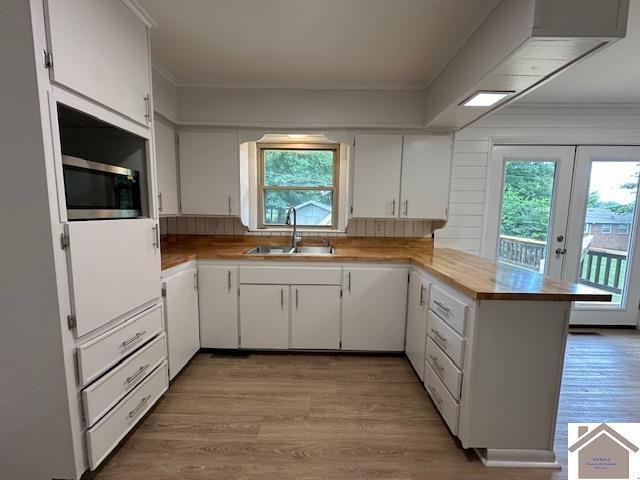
[121,0,157,28]
[152,60,178,87]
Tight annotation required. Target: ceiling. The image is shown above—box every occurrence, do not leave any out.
[516,0,640,105]
[139,0,500,89]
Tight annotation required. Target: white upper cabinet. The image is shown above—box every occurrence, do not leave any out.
[65,219,161,338]
[400,135,452,219]
[154,115,179,215]
[351,134,403,218]
[351,134,452,220]
[178,131,240,216]
[45,0,151,126]
[341,267,408,351]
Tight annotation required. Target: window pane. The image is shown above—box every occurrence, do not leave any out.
[578,161,640,306]
[498,160,556,273]
[263,150,334,187]
[263,190,333,226]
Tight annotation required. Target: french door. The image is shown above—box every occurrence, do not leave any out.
[488,145,640,326]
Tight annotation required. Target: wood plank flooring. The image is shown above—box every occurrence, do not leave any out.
[87,329,640,480]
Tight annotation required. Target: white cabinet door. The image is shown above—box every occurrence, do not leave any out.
[342,267,408,351]
[351,135,403,218]
[164,267,200,380]
[45,0,150,125]
[198,266,238,348]
[65,219,161,337]
[154,115,179,215]
[400,135,452,219]
[179,131,239,215]
[239,285,289,349]
[291,285,341,349]
[405,271,429,379]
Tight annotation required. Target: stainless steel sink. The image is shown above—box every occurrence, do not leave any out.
[245,245,295,254]
[244,245,336,255]
[293,246,336,255]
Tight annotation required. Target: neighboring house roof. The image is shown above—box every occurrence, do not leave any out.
[294,200,332,213]
[585,207,633,225]
[569,423,639,453]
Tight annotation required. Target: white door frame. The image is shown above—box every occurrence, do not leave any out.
[484,145,576,278]
[564,146,640,326]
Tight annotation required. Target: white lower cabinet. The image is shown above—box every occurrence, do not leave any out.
[291,285,341,349]
[405,271,429,379]
[86,361,168,470]
[239,284,289,349]
[341,266,408,351]
[424,361,460,435]
[198,266,239,348]
[163,267,200,380]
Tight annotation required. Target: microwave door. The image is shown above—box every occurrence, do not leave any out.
[62,156,141,220]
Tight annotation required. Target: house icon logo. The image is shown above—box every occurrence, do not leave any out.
[568,423,640,479]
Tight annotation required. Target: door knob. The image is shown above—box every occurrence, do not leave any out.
[555,248,567,255]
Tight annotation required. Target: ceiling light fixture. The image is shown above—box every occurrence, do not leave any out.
[288,134,307,139]
[461,90,515,107]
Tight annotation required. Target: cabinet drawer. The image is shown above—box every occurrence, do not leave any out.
[429,285,468,336]
[427,310,465,369]
[82,333,167,426]
[239,266,342,285]
[77,304,164,386]
[424,362,460,435]
[426,336,462,399]
[86,361,168,470]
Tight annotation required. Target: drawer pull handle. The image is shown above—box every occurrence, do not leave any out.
[427,385,443,405]
[128,395,151,419]
[419,285,425,306]
[126,364,150,385]
[228,270,232,292]
[121,331,146,349]
[430,328,448,345]
[433,300,451,314]
[429,355,445,374]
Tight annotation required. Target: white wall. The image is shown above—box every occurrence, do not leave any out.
[177,87,427,129]
[435,105,640,256]
[0,1,78,478]
[152,66,178,122]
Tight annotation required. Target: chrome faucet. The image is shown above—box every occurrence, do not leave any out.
[285,206,302,249]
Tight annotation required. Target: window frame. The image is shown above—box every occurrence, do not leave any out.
[618,223,629,234]
[600,223,612,234]
[257,143,340,229]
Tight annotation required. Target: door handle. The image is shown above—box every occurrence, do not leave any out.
[403,199,409,217]
[295,288,299,310]
[419,285,425,306]
[158,193,163,212]
[227,270,232,292]
[228,195,232,215]
[391,199,396,216]
[152,224,160,249]
[347,272,351,293]
[280,288,284,310]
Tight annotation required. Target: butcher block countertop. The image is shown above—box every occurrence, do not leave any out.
[161,235,611,302]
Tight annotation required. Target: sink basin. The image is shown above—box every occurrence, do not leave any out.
[245,245,295,254]
[293,246,336,255]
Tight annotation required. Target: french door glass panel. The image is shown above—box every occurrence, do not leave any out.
[491,146,575,278]
[564,146,640,326]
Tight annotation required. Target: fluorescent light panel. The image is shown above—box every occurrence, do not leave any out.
[462,90,515,107]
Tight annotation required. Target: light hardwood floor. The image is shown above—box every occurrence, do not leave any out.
[87,329,640,480]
